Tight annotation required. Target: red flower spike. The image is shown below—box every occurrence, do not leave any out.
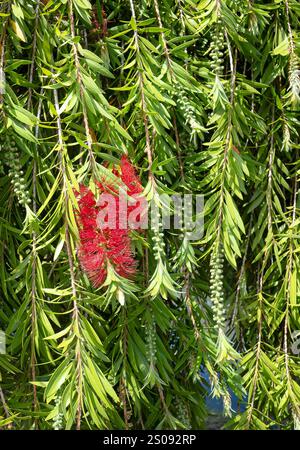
[75,156,143,288]
[120,155,143,196]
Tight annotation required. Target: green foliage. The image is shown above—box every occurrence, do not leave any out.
[0,0,299,430]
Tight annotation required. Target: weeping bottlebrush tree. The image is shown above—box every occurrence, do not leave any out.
[0,0,300,431]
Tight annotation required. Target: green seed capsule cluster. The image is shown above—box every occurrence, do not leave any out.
[176,400,192,429]
[289,54,300,102]
[173,83,198,132]
[210,247,226,329]
[52,396,64,430]
[145,314,157,364]
[4,136,31,206]
[182,195,194,238]
[152,224,165,260]
[210,20,225,75]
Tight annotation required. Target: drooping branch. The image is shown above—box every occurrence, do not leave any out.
[53,86,83,430]
[68,0,96,175]
[129,0,153,174]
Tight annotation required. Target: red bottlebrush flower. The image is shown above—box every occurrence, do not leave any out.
[120,155,145,230]
[75,156,143,288]
[120,155,143,196]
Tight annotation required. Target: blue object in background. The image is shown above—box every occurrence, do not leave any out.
[202,368,246,414]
